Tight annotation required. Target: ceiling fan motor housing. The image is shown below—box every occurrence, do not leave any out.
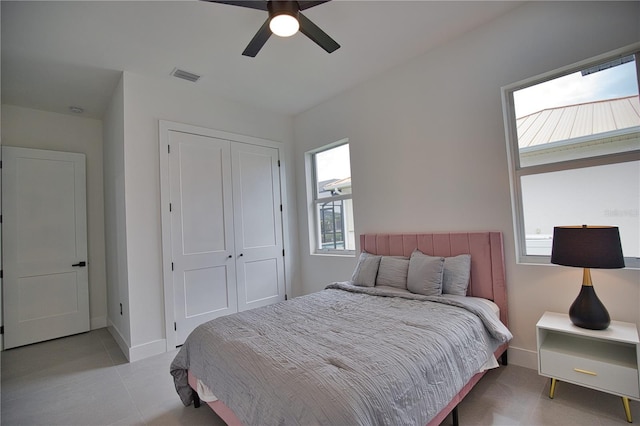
[268,0,300,20]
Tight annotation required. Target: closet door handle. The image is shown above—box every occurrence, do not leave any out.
[228,255,232,259]
[239,253,244,257]
[72,261,87,267]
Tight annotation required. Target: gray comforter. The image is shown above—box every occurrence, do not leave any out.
[171,283,512,425]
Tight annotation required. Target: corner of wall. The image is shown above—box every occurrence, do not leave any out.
[107,319,131,362]
[107,318,167,363]
[103,73,131,345]
[90,316,108,330]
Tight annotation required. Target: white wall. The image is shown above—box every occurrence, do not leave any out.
[293,1,640,369]
[116,72,296,359]
[1,105,108,329]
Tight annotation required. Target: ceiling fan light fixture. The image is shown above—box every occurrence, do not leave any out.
[267,0,300,37]
[269,13,299,37]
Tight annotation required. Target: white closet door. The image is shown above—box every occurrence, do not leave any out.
[232,143,285,312]
[2,146,89,349]
[169,131,237,345]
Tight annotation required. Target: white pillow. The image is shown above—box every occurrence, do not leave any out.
[407,250,445,296]
[351,252,381,287]
[375,256,410,289]
[442,254,472,296]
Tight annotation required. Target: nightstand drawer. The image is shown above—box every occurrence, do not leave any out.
[540,347,640,398]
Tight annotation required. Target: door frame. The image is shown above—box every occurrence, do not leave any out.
[158,120,290,350]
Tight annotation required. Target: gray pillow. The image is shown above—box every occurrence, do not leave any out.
[351,252,381,287]
[375,256,410,289]
[407,250,445,296]
[442,254,472,296]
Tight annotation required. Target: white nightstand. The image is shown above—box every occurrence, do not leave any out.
[536,311,640,423]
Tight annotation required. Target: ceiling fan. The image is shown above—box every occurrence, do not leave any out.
[204,0,340,57]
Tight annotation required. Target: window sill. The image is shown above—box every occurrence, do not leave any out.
[311,250,356,258]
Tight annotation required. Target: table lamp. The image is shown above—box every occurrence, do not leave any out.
[550,225,625,330]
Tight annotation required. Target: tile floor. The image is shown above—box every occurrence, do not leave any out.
[0,328,638,425]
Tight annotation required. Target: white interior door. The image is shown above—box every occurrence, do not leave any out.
[2,146,89,349]
[232,143,285,312]
[169,131,238,345]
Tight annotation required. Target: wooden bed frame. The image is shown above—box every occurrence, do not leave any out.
[187,232,509,426]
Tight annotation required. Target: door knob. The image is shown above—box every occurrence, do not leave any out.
[72,261,87,267]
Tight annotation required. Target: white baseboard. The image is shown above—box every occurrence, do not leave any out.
[129,338,167,363]
[90,315,107,330]
[505,345,538,370]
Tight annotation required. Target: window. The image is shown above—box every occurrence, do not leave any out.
[503,44,640,268]
[308,141,355,254]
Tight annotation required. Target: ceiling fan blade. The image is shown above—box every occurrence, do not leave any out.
[298,12,340,53]
[201,0,268,11]
[297,0,332,11]
[242,18,272,57]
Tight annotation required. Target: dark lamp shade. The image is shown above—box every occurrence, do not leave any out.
[551,226,625,269]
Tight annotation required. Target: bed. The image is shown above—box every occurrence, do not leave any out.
[171,232,512,425]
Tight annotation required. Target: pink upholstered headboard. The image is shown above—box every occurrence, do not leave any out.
[359,232,508,327]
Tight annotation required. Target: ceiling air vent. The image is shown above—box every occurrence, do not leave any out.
[170,68,201,83]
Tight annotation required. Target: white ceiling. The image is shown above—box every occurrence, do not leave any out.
[1,1,522,119]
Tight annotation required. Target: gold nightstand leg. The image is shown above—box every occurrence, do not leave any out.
[549,378,557,399]
[622,397,632,423]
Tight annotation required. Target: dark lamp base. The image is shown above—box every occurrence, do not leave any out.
[569,285,610,330]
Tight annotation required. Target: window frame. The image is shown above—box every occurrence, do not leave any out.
[307,139,355,256]
[502,43,640,268]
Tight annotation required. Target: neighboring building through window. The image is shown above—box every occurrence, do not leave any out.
[503,45,640,267]
[308,141,355,254]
